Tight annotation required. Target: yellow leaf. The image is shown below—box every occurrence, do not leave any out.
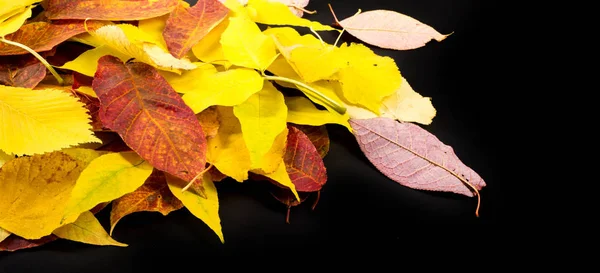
[245,0,334,31]
[58,45,129,77]
[138,13,170,51]
[60,148,108,167]
[335,43,401,114]
[52,211,127,247]
[62,151,154,224]
[233,81,287,168]
[0,85,100,156]
[251,127,287,173]
[162,62,218,94]
[0,152,85,239]
[0,149,14,168]
[90,24,196,73]
[285,96,351,130]
[181,67,264,113]
[191,17,232,68]
[0,0,39,20]
[166,173,223,243]
[0,227,10,243]
[265,56,299,88]
[0,6,32,37]
[74,86,98,98]
[251,160,299,200]
[220,16,277,71]
[207,106,251,182]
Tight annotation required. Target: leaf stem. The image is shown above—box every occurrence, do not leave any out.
[0,38,64,85]
[288,5,316,15]
[182,163,213,193]
[263,75,347,114]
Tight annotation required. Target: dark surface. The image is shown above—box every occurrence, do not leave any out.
[1,0,508,270]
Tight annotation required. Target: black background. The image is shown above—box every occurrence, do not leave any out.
[1,0,509,270]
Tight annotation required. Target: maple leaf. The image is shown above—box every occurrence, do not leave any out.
[163,0,229,58]
[110,170,184,235]
[0,85,100,156]
[44,0,179,21]
[0,54,46,88]
[0,152,85,239]
[53,211,127,247]
[92,56,208,188]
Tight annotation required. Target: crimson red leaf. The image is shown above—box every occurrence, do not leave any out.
[349,118,486,197]
[295,125,330,158]
[284,125,327,192]
[92,55,207,188]
[44,0,179,21]
[163,0,229,58]
[0,54,46,88]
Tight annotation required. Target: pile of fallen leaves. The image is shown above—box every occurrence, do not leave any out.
[0,0,486,251]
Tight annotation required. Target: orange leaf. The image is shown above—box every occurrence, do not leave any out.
[44,0,179,21]
[0,21,104,56]
[92,55,208,189]
[163,0,229,58]
[110,170,183,235]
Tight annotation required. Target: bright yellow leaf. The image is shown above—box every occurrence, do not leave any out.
[207,106,251,182]
[62,152,154,224]
[251,127,287,173]
[181,67,264,113]
[0,6,32,37]
[161,62,218,94]
[138,13,170,51]
[245,0,334,31]
[0,0,39,19]
[335,42,402,114]
[0,149,13,168]
[265,56,299,88]
[285,96,351,130]
[74,86,98,98]
[0,152,85,239]
[220,16,277,71]
[90,24,196,73]
[166,173,223,243]
[58,45,129,77]
[0,85,100,156]
[60,148,108,167]
[191,17,232,68]
[0,227,10,243]
[52,211,127,247]
[252,159,299,200]
[233,81,287,168]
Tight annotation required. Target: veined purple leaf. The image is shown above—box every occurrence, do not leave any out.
[349,117,485,198]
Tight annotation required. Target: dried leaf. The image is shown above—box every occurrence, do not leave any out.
[197,106,220,139]
[338,9,449,50]
[349,118,486,196]
[110,170,184,235]
[220,16,277,70]
[44,0,179,21]
[0,54,45,88]
[0,85,100,156]
[93,56,208,186]
[163,0,229,58]
[0,152,84,239]
[52,211,127,247]
[283,125,326,192]
[245,0,333,31]
[295,125,329,158]
[62,152,154,224]
[0,234,58,252]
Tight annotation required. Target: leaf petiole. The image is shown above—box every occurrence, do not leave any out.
[0,38,64,85]
[263,75,347,114]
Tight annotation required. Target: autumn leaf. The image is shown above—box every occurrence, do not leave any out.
[138,13,170,51]
[272,0,310,17]
[163,0,229,58]
[233,81,288,169]
[252,157,299,200]
[0,150,13,168]
[337,9,449,50]
[191,17,231,67]
[166,173,223,243]
[349,118,486,198]
[285,95,351,130]
[0,152,85,239]
[0,54,46,87]
[0,5,32,37]
[245,0,333,31]
[220,16,277,71]
[0,85,100,156]
[0,234,58,252]
[0,227,10,243]
[295,125,330,158]
[251,127,288,173]
[58,45,128,77]
[53,211,127,247]
[161,62,217,94]
[197,106,220,139]
[93,56,208,187]
[0,0,40,21]
[110,170,184,235]
[60,147,108,167]
[0,21,104,56]
[44,0,179,21]
[283,125,327,192]
[62,151,154,224]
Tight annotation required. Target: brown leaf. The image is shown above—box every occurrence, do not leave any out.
[294,124,330,158]
[110,170,183,235]
[0,234,58,252]
[0,54,46,88]
[44,0,179,21]
[163,0,229,58]
[208,166,227,182]
[337,9,449,50]
[197,106,220,139]
[349,118,485,197]
[284,125,327,192]
[93,55,208,191]
[0,21,104,56]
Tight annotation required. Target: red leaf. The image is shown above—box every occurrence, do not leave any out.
[349,118,486,197]
[44,0,179,21]
[163,0,229,58]
[295,125,330,158]
[0,21,104,56]
[72,72,94,90]
[0,54,46,88]
[0,234,58,252]
[92,56,207,188]
[284,125,327,192]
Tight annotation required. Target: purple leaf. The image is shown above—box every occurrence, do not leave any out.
[349,117,485,198]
